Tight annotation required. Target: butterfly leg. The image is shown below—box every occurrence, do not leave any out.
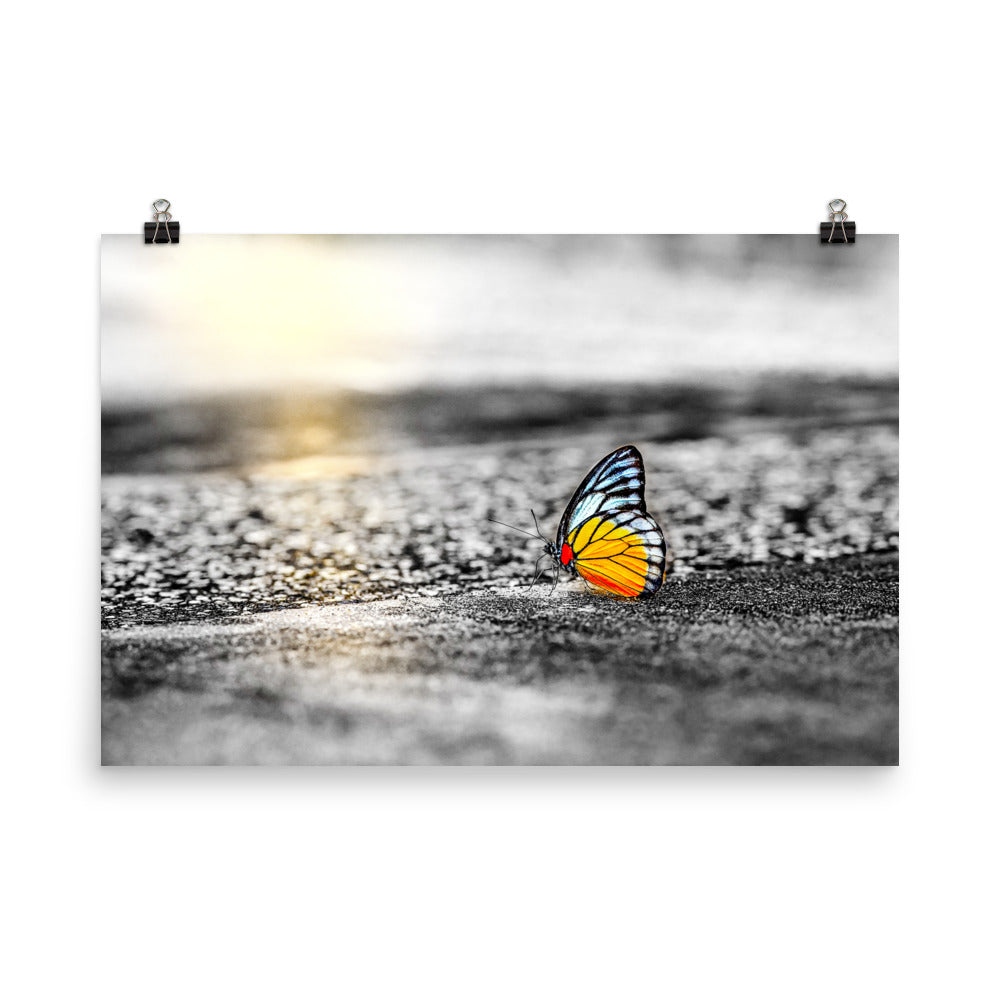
[528,551,546,591]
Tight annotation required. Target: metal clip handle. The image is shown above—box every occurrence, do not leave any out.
[144,199,179,244]
[827,199,848,244]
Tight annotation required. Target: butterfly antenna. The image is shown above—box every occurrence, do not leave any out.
[530,509,546,540]
[487,516,545,540]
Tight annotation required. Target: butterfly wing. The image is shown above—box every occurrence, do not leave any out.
[556,445,646,541]
[556,446,669,598]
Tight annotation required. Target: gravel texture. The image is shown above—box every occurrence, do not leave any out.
[101,377,898,764]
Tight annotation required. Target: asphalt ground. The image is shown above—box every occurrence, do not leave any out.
[101,377,898,764]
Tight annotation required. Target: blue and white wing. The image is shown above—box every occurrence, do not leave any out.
[556,445,646,541]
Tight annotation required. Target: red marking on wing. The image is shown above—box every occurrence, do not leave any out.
[560,543,574,565]
[576,566,640,598]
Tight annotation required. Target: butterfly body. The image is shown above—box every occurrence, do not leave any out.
[545,446,669,599]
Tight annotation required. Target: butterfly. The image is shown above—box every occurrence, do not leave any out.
[492,445,670,599]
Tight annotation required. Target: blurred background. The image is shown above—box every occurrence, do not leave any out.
[103,234,896,399]
[102,235,897,474]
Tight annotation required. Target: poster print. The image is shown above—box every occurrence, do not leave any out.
[101,235,898,764]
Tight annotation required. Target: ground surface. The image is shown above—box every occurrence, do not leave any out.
[101,377,898,765]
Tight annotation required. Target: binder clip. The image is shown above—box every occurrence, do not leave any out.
[819,199,855,244]
[144,199,179,244]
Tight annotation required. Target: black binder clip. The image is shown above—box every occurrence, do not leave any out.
[144,199,179,244]
[819,199,855,244]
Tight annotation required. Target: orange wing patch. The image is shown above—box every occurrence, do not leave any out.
[568,516,658,599]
